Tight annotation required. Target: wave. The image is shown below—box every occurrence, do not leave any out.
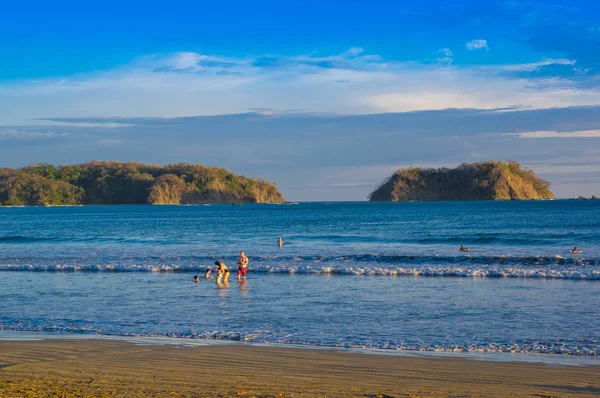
[0,256,598,279]
[0,235,166,244]
[0,235,56,243]
[1,325,597,356]
[265,253,600,266]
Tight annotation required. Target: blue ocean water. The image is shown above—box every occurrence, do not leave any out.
[1,201,599,357]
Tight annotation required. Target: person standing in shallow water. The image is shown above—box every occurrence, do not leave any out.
[215,261,230,284]
[237,251,248,281]
[278,237,283,248]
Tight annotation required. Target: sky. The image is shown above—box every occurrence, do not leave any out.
[1,0,600,201]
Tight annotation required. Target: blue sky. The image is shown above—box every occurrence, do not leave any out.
[1,0,600,200]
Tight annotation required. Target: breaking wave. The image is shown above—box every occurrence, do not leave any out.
[0,253,598,279]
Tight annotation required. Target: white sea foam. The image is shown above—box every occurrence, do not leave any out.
[1,261,599,279]
[1,325,597,356]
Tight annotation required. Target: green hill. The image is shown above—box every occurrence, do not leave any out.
[368,161,554,202]
[0,162,284,206]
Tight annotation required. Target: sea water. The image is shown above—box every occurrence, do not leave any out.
[1,201,599,359]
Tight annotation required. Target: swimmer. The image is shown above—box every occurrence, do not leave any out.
[278,237,283,248]
[571,247,583,253]
[459,245,469,252]
[205,268,212,279]
[193,275,199,283]
[215,261,230,284]
[237,251,248,281]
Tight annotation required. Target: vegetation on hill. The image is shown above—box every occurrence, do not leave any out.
[0,162,284,206]
[368,161,554,202]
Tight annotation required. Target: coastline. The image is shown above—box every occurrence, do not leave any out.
[1,337,599,397]
[1,330,600,367]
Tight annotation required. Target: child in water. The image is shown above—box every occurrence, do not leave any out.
[215,261,230,284]
[193,275,199,282]
[205,268,212,279]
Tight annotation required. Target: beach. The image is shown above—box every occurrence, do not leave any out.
[1,203,599,396]
[1,339,599,397]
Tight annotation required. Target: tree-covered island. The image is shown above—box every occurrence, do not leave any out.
[369,161,554,202]
[0,162,285,206]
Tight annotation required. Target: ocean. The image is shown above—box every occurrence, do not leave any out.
[1,201,599,360]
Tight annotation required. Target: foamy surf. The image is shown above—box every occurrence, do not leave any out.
[1,255,599,279]
[0,325,597,357]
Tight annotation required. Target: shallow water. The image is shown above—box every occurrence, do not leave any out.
[1,201,599,357]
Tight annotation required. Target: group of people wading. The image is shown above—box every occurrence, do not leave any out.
[193,237,284,285]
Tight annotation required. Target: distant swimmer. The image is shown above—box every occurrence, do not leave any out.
[193,275,199,283]
[459,245,469,252]
[571,247,583,253]
[205,268,212,279]
[215,261,230,284]
[237,251,248,281]
[278,237,283,248]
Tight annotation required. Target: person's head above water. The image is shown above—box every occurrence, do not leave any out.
[215,261,221,266]
[240,251,245,256]
[193,275,199,282]
[206,268,211,273]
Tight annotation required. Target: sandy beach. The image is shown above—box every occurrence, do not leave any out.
[0,339,599,397]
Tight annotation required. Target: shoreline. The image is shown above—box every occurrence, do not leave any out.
[1,330,599,367]
[0,199,597,208]
[1,338,599,397]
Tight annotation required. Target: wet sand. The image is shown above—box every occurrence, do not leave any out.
[1,339,599,397]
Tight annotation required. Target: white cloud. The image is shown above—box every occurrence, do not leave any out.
[466,39,489,51]
[516,129,600,138]
[0,48,597,125]
[494,58,575,72]
[436,48,454,65]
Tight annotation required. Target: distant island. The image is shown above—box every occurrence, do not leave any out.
[369,161,554,202]
[0,162,285,206]
[576,195,599,200]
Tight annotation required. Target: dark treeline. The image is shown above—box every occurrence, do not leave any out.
[369,161,554,202]
[0,162,285,206]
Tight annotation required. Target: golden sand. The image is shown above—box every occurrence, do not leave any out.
[1,339,599,397]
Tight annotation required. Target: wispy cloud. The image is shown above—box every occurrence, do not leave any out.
[0,129,68,140]
[0,48,598,127]
[436,48,454,65]
[495,58,576,72]
[515,129,600,138]
[466,39,488,51]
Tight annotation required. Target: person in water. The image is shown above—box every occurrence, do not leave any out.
[278,237,283,248]
[205,268,212,279]
[237,251,248,281]
[459,245,469,252]
[571,247,583,253]
[193,275,199,283]
[215,261,230,284]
